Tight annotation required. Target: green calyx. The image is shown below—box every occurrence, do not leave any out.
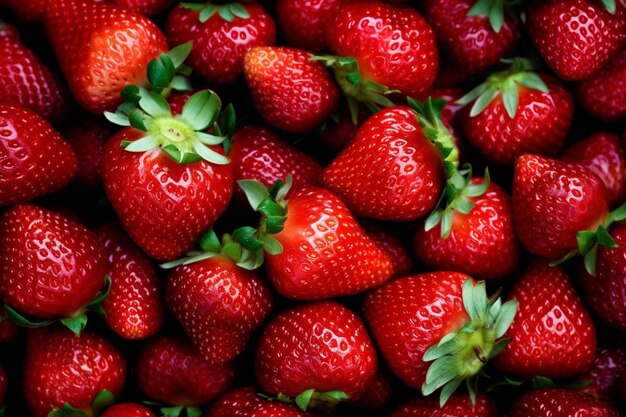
[310,55,397,124]
[467,0,522,33]
[456,58,549,119]
[160,406,202,417]
[422,279,518,407]
[259,390,349,412]
[146,42,194,96]
[600,0,616,14]
[48,390,114,417]
[182,2,250,23]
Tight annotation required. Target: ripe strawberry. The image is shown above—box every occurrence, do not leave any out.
[43,0,169,113]
[100,404,157,417]
[0,320,18,343]
[207,387,308,417]
[243,46,339,134]
[391,394,498,417]
[493,262,596,379]
[413,177,519,281]
[23,327,127,417]
[352,370,392,411]
[114,0,173,16]
[0,0,47,21]
[256,301,377,407]
[526,0,626,81]
[363,221,413,277]
[136,335,235,408]
[95,223,165,339]
[458,61,574,166]
[508,388,619,417]
[562,132,626,207]
[363,273,517,404]
[166,2,276,84]
[581,347,625,400]
[577,49,626,122]
[318,105,368,153]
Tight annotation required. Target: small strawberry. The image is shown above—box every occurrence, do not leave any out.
[114,0,173,16]
[391,394,499,417]
[363,221,413,277]
[243,46,339,134]
[577,49,626,122]
[581,347,625,400]
[493,262,596,379]
[207,387,308,417]
[100,404,158,417]
[508,388,619,417]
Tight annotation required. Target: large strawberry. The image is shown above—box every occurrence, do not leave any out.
[391,394,498,417]
[508,388,619,417]
[207,387,308,417]
[577,49,626,122]
[493,262,596,379]
[363,272,517,404]
[582,347,626,400]
[100,404,157,417]
[0,104,78,207]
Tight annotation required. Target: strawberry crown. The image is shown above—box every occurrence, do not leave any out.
[422,279,518,407]
[600,0,617,13]
[48,389,114,417]
[182,2,251,23]
[143,401,202,417]
[466,0,523,33]
[260,390,349,412]
[456,58,549,119]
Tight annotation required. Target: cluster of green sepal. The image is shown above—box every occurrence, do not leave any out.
[422,279,518,406]
[259,389,348,412]
[457,58,549,119]
[145,42,194,96]
[3,275,111,336]
[310,55,398,124]
[47,390,114,417]
[182,2,250,23]
[143,401,201,417]
[467,0,523,33]
[600,0,617,14]
[486,375,591,393]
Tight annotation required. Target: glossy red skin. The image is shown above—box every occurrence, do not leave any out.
[167,91,193,116]
[428,88,465,129]
[114,0,173,16]
[229,125,322,200]
[166,3,276,85]
[509,388,618,417]
[327,1,438,97]
[244,46,339,134]
[581,347,625,400]
[23,327,127,417]
[392,394,498,417]
[423,0,519,78]
[166,256,273,365]
[100,404,158,417]
[363,272,471,388]
[323,106,445,221]
[577,49,626,122]
[64,117,114,188]
[102,128,233,261]
[0,204,106,318]
[264,187,393,299]
[43,0,168,114]
[136,336,235,406]
[562,133,626,207]
[0,104,78,206]
[256,301,377,398]
[493,262,596,379]
[413,178,519,281]
[319,106,368,154]
[461,76,574,166]
[207,387,308,417]
[512,154,610,259]
[0,0,47,21]
[352,370,392,410]
[0,320,18,343]
[579,222,626,329]
[95,223,165,339]
[526,0,626,81]
[363,221,413,277]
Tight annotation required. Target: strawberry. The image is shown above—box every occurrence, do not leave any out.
[318,105,368,154]
[243,46,339,134]
[0,204,108,334]
[0,0,47,21]
[100,404,158,417]
[114,0,173,16]
[0,320,18,343]
[363,273,517,404]
[352,370,392,411]
[391,394,498,417]
[207,387,308,417]
[458,60,574,166]
[577,49,626,122]
[413,177,519,281]
[166,2,276,84]
[493,262,596,379]
[23,327,126,417]
[43,0,169,113]
[562,132,626,207]
[581,347,625,400]
[136,335,235,410]
[95,223,165,339]
[508,388,619,417]
[363,221,413,277]
[255,301,377,410]
[526,0,626,81]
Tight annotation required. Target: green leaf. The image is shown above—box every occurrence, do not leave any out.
[170,75,192,92]
[584,245,598,276]
[182,90,221,131]
[218,6,235,22]
[87,275,112,309]
[139,90,171,118]
[191,141,230,165]
[439,378,463,407]
[236,249,265,270]
[596,225,617,248]
[4,306,54,328]
[456,83,489,105]
[121,84,141,103]
[91,390,114,414]
[229,3,250,19]
[275,174,293,202]
[147,56,175,90]
[462,279,479,322]
[220,103,236,139]
[238,180,270,210]
[258,199,286,217]
[422,355,459,395]
[185,407,202,417]
[161,406,184,417]
[181,2,204,10]
[167,42,193,68]
[232,227,264,252]
[199,229,221,253]
[532,376,555,389]
[198,5,218,22]
[423,339,457,361]
[196,132,225,145]
[467,0,492,17]
[129,109,147,132]
[577,230,597,255]
[518,72,549,94]
[470,87,499,117]
[262,235,283,255]
[490,337,511,358]
[494,300,518,338]
[104,110,131,126]
[294,389,315,411]
[488,1,504,33]
[60,314,88,335]
[501,79,519,118]
[159,251,217,269]
[265,216,286,235]
[124,135,157,152]
[601,0,616,14]
[608,201,626,222]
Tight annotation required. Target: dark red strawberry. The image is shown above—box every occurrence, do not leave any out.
[114,0,173,16]
[352,370,392,411]
[0,362,6,408]
[43,0,168,113]
[136,335,235,408]
[0,320,18,343]
[243,46,339,134]
[0,104,78,206]
[363,221,413,277]
[166,2,276,84]
[318,105,368,154]
[23,327,127,417]
[391,394,498,417]
[100,403,158,417]
[95,223,165,339]
[493,262,596,379]
[0,0,47,21]
[363,273,517,404]
[581,347,626,400]
[508,388,618,417]
[526,0,626,81]
[207,387,308,417]
[577,49,626,122]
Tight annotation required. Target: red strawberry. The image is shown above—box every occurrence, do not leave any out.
[207,387,308,417]
[363,221,413,277]
[413,177,519,281]
[243,46,339,134]
[136,335,235,407]
[319,105,368,154]
[562,132,626,207]
[166,2,276,84]
[581,347,626,400]
[363,273,517,403]
[577,49,626,122]
[352,370,392,411]
[95,223,165,339]
[114,0,173,16]
[43,0,169,113]
[0,104,77,207]
[0,320,18,343]
[0,0,47,21]
[508,388,619,417]
[391,394,498,417]
[493,262,596,379]
[256,301,377,407]
[23,327,127,417]
[526,0,626,81]
[100,404,158,417]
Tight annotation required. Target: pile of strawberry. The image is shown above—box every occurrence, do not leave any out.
[0,0,625,416]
